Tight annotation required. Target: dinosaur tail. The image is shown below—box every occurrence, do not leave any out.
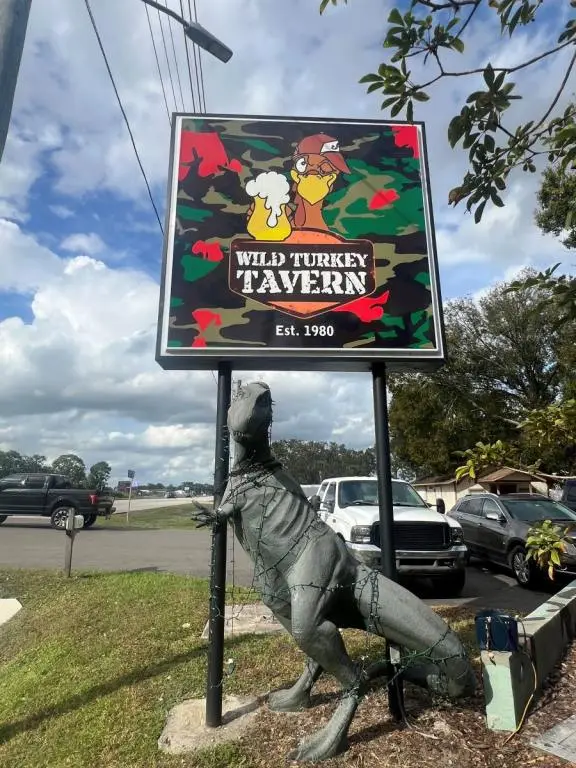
[353,564,476,698]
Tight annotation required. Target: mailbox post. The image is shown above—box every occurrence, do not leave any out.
[64,509,84,577]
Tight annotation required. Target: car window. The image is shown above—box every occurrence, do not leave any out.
[501,498,576,522]
[458,496,484,516]
[25,476,46,489]
[52,476,72,489]
[565,483,576,502]
[325,483,336,504]
[336,479,427,508]
[317,482,327,500]
[483,498,502,517]
[0,476,26,488]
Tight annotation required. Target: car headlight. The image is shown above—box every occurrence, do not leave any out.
[350,525,372,544]
[450,527,464,545]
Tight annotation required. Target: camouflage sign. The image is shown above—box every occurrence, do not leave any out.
[156,114,445,371]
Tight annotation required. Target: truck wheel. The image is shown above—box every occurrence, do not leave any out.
[82,514,97,529]
[431,571,466,598]
[50,506,75,530]
[509,545,537,588]
[0,515,7,525]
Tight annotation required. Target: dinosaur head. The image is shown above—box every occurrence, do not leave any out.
[228,381,273,446]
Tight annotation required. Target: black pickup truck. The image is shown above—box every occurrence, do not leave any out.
[0,473,116,529]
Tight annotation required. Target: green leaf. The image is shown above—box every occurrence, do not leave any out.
[387,7,404,26]
[448,116,464,148]
[490,190,504,207]
[359,73,381,84]
[381,96,399,110]
[390,100,405,117]
[483,63,495,89]
[484,134,495,153]
[413,91,430,102]
[406,100,414,123]
[474,200,487,224]
[367,82,383,94]
[452,37,465,54]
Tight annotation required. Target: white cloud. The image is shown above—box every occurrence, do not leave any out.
[50,205,75,219]
[0,225,377,481]
[60,232,105,255]
[0,219,64,292]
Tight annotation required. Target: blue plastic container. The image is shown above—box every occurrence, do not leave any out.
[475,609,519,652]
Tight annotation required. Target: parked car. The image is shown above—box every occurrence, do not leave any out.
[311,476,467,596]
[448,492,576,588]
[0,473,116,529]
[561,480,576,513]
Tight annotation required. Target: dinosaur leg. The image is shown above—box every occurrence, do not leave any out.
[261,599,324,712]
[353,564,476,698]
[268,655,323,712]
[285,583,366,761]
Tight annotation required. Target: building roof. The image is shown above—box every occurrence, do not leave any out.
[479,466,546,483]
[414,466,546,487]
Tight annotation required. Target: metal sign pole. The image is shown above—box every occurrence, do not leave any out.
[372,362,404,720]
[205,361,232,728]
[127,481,133,523]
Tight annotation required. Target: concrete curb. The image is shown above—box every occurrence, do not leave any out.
[482,579,576,731]
[0,598,22,628]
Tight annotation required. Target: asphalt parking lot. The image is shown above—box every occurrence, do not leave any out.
[0,516,558,613]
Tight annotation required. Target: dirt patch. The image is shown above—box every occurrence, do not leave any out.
[238,634,576,767]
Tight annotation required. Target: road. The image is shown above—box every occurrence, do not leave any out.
[112,497,210,513]
[0,517,559,613]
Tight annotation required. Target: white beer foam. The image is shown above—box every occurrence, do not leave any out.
[245,171,290,228]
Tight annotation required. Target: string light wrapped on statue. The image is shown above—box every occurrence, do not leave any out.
[193,382,476,763]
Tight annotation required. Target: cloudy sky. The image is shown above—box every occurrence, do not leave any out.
[0,0,572,485]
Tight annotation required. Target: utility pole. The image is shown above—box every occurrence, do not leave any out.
[0,0,32,164]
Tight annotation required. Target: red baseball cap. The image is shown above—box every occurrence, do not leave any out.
[293,133,351,174]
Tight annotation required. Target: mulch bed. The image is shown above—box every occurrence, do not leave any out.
[239,633,576,767]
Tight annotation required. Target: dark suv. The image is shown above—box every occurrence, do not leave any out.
[448,492,576,588]
[561,480,576,513]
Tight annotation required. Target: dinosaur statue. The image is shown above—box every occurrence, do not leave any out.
[193,381,475,763]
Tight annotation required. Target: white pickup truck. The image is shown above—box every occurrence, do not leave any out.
[311,476,467,597]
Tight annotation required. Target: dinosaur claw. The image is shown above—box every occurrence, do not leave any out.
[288,727,348,763]
[268,687,311,712]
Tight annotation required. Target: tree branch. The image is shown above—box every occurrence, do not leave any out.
[455,0,481,40]
[417,0,479,9]
[533,50,576,131]
[418,40,574,90]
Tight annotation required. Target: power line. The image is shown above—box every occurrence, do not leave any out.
[156,6,178,112]
[145,3,171,125]
[164,0,185,111]
[179,0,197,112]
[83,0,164,234]
[192,0,207,112]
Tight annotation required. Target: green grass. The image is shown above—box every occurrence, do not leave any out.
[0,570,478,768]
[100,504,209,530]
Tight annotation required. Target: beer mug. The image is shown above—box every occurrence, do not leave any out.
[246,172,292,242]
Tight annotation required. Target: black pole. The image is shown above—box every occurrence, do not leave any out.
[372,362,404,721]
[205,361,232,728]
